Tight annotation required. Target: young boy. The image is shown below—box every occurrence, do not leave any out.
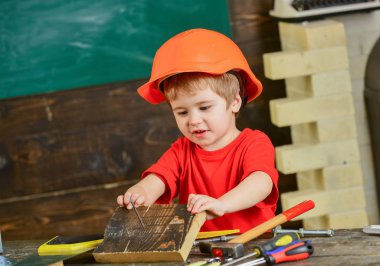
[117,28,278,233]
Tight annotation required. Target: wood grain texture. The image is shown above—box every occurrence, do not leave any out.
[0,183,130,240]
[93,204,206,263]
[0,81,180,199]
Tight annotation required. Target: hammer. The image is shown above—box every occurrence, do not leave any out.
[199,200,315,259]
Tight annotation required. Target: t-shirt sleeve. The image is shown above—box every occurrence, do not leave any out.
[242,131,279,208]
[141,141,181,204]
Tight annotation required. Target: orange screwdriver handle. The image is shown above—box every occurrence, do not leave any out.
[228,200,315,244]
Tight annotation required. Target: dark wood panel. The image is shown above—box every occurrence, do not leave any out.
[0,183,131,241]
[0,81,173,138]
[0,82,181,198]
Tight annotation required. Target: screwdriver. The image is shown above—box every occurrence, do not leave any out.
[221,233,300,266]
[190,233,300,266]
[237,240,313,266]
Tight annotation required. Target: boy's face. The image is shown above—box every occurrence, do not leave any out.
[170,87,242,151]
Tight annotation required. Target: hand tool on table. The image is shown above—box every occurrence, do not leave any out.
[194,235,238,247]
[194,229,240,247]
[188,234,304,266]
[273,225,334,237]
[199,200,315,258]
[220,233,300,266]
[363,225,380,234]
[237,240,313,266]
[201,232,299,260]
[197,229,240,239]
[38,234,104,255]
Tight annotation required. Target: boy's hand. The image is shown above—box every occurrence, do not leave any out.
[187,194,227,220]
[116,174,166,210]
[117,185,147,210]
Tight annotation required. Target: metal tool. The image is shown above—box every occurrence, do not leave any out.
[363,225,380,234]
[189,233,301,266]
[201,232,299,258]
[199,200,314,258]
[131,201,145,229]
[197,229,240,239]
[238,240,313,266]
[194,235,237,247]
[273,225,334,237]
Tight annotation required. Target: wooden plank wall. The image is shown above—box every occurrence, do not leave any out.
[0,0,294,240]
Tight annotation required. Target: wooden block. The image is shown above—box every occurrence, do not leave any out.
[281,187,366,220]
[285,70,352,98]
[93,204,206,263]
[303,215,327,229]
[291,116,357,143]
[263,46,349,80]
[303,209,368,229]
[316,116,357,141]
[328,210,369,229]
[296,163,363,190]
[276,139,360,174]
[279,20,346,51]
[290,123,318,144]
[270,93,354,127]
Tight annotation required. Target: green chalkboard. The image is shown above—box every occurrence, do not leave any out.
[0,0,230,99]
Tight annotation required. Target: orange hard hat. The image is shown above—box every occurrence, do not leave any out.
[137,28,263,104]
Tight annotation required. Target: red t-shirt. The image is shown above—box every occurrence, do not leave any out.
[141,128,279,233]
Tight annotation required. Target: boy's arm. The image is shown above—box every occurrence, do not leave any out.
[117,173,166,209]
[220,171,273,213]
[188,171,273,217]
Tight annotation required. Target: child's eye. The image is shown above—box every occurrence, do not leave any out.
[200,106,211,111]
[177,111,187,116]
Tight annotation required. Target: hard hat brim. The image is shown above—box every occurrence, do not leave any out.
[137,68,262,105]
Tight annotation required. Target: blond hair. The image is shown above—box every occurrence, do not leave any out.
[161,72,241,107]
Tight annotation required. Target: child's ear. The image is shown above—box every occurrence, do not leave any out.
[231,93,242,113]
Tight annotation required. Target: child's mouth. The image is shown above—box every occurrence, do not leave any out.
[192,129,207,137]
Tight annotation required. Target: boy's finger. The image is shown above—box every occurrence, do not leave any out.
[135,196,145,206]
[130,193,139,204]
[123,192,132,207]
[126,193,140,210]
[117,195,124,206]
[191,196,207,214]
[187,194,199,211]
[191,198,207,213]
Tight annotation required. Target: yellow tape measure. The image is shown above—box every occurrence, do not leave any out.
[38,234,103,256]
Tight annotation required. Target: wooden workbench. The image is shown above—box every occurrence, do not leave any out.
[1,229,379,265]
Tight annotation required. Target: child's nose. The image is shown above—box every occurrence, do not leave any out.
[189,112,202,125]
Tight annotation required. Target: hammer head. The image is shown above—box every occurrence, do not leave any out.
[199,242,244,259]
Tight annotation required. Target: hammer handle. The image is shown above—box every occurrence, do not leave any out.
[228,200,315,244]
